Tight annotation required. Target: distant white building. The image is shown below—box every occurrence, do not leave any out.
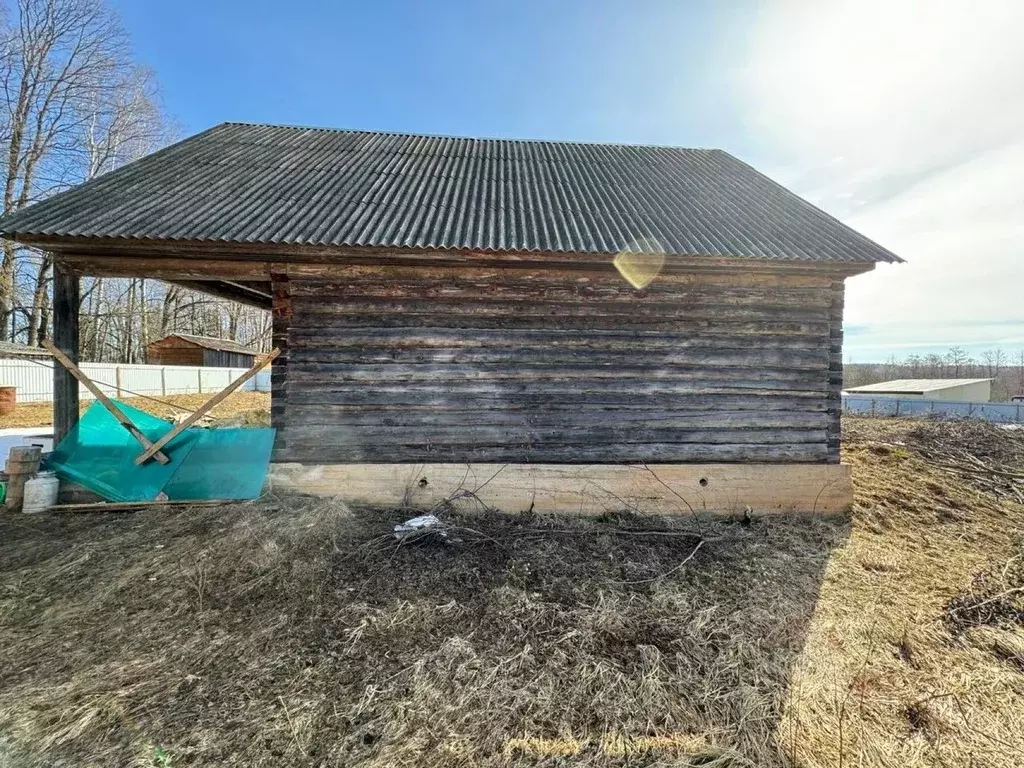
[844,378,993,403]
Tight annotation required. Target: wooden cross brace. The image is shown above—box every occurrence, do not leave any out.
[133,348,280,465]
[43,339,171,465]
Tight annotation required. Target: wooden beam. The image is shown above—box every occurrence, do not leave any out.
[268,462,854,516]
[171,279,272,309]
[53,499,229,513]
[42,243,876,279]
[134,348,280,465]
[43,339,170,464]
[59,254,272,280]
[52,264,80,444]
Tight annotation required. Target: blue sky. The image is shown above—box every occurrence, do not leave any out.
[112,0,1024,363]
[112,0,750,148]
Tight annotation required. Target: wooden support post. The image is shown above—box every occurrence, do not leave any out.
[52,263,80,445]
[43,339,171,465]
[134,348,280,465]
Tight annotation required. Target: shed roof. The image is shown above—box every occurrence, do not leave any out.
[0,122,901,265]
[0,341,51,358]
[845,379,993,394]
[151,334,255,356]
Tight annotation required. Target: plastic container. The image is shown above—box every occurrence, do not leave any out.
[22,471,59,513]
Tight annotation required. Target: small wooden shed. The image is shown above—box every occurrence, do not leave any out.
[147,334,256,368]
[0,123,901,514]
[0,341,52,359]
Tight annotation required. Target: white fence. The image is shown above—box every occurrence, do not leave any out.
[843,395,1024,423]
[0,359,271,402]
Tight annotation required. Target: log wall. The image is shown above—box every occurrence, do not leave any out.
[271,264,847,464]
[147,345,203,367]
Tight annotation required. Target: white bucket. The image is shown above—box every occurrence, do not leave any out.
[22,471,59,514]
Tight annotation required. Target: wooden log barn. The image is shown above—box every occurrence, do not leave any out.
[0,123,901,514]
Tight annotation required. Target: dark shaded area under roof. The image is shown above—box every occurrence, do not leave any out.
[0,122,900,265]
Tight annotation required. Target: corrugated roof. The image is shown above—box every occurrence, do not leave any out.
[0,122,901,264]
[0,340,51,358]
[845,379,993,394]
[154,334,254,355]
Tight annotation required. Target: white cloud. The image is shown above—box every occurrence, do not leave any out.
[736,0,1024,361]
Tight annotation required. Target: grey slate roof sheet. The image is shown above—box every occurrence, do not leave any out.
[845,379,993,394]
[0,122,901,264]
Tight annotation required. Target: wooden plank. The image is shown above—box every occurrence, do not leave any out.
[284,384,827,406]
[52,264,80,445]
[284,379,827,399]
[53,499,230,513]
[286,346,829,368]
[290,298,831,322]
[285,362,828,381]
[288,279,835,308]
[282,394,829,411]
[134,348,280,465]
[286,328,827,350]
[29,237,875,278]
[280,428,829,451]
[287,310,830,335]
[272,441,831,464]
[285,262,838,287]
[171,279,271,309]
[269,462,854,515]
[282,407,830,428]
[43,339,171,465]
[60,254,272,280]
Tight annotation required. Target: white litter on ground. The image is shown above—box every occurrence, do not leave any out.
[394,514,446,539]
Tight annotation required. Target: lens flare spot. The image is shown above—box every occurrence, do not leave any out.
[613,237,666,289]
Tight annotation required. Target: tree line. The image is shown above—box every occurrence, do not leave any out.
[844,347,1024,402]
[0,0,268,361]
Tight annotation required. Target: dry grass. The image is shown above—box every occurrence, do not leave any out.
[0,415,1021,766]
[0,391,271,429]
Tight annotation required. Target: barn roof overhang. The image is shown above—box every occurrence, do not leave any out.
[11,231,880,317]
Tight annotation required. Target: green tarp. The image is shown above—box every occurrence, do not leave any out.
[46,400,275,502]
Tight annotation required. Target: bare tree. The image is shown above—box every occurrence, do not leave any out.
[945,346,971,377]
[981,348,1006,377]
[0,2,281,360]
[0,0,142,338]
[905,354,922,377]
[923,353,945,377]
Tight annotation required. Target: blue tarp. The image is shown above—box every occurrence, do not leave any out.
[45,400,275,501]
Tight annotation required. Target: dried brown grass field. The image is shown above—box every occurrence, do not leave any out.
[0,416,1022,767]
[0,391,271,429]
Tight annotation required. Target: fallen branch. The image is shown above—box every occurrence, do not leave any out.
[52,500,231,513]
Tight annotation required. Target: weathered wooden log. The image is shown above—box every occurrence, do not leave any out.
[270,264,847,465]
